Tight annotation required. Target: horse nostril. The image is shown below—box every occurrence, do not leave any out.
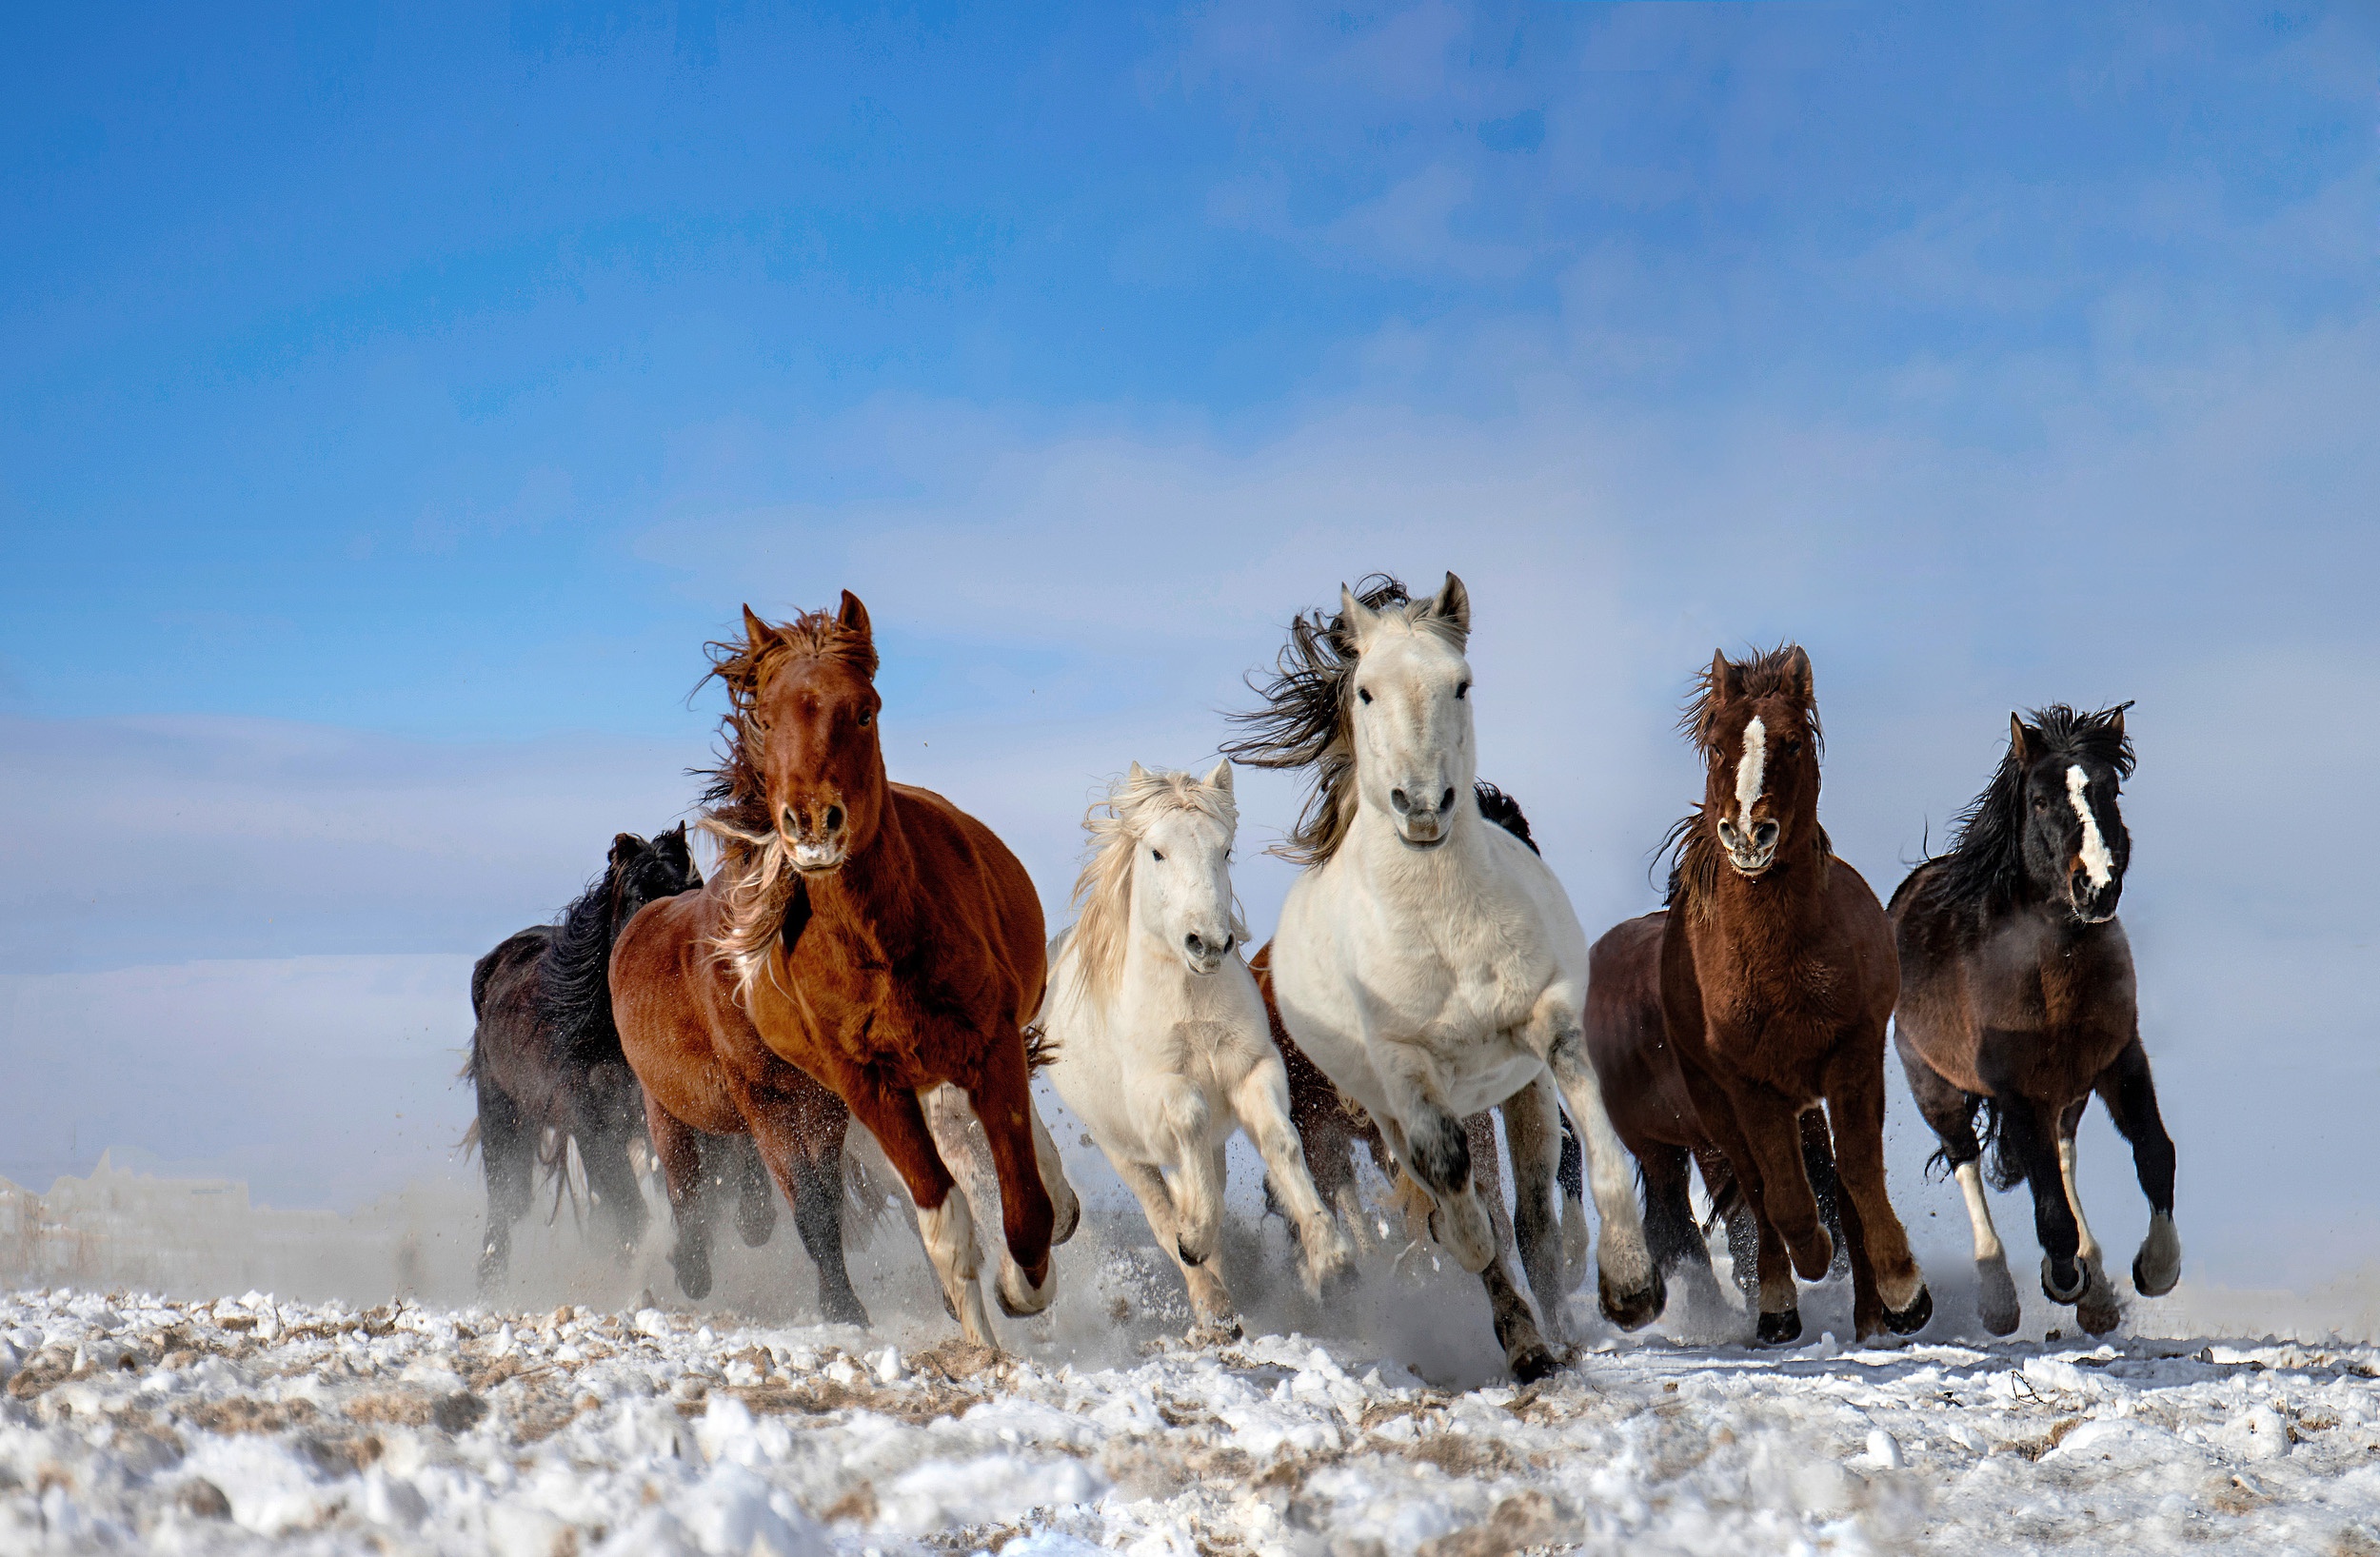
[1390,788,1411,815]
[1185,933,1205,957]
[782,807,799,835]
[1438,787,1456,814]
[824,805,844,835]
[1755,820,1779,850]
[1218,935,1234,956]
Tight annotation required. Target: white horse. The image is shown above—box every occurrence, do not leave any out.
[1041,762,1356,1330]
[1228,574,1661,1381]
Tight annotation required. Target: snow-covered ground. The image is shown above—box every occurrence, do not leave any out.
[10,1239,2380,1554]
[10,1102,2380,1555]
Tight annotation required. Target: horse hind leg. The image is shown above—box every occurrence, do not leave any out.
[474,1082,536,1291]
[576,1121,651,1266]
[1478,1253,1560,1384]
[1500,1078,1570,1346]
[1466,1111,1516,1258]
[1799,1108,1850,1278]
[1556,1113,1590,1296]
[1898,1037,2017,1335]
[1028,1091,1081,1245]
[643,1099,716,1302]
[728,1133,778,1249]
[746,1087,869,1328]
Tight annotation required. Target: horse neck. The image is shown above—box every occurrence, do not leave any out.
[803,791,924,951]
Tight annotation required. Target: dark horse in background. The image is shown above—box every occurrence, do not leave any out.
[467,825,766,1287]
[1584,908,1847,1310]
[1891,703,2179,1336]
[1653,647,1931,1344]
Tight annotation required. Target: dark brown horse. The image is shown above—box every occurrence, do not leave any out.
[467,826,734,1288]
[1658,647,1931,1344]
[663,595,1073,1346]
[1890,703,2178,1336]
[1584,910,1846,1307]
[608,865,875,1325]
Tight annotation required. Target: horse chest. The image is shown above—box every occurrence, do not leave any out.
[1964,936,2133,1096]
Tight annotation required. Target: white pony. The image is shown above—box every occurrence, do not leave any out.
[1041,761,1356,1329]
[1227,574,1661,1381]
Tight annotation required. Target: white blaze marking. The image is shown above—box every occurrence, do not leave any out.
[2068,764,2113,888]
[1734,716,1767,832]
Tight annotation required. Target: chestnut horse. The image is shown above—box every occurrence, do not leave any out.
[676,594,1076,1346]
[1658,647,1930,1344]
[1890,703,2179,1337]
[1585,910,1846,1308]
[467,825,722,1289]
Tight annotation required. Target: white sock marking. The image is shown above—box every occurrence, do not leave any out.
[2058,1135,2101,1264]
[1954,1160,2005,1263]
[1734,717,1767,833]
[2069,764,2113,889]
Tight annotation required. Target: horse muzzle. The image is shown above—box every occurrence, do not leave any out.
[2066,874,2121,925]
[1390,783,1457,849]
[1180,931,1232,976]
[1716,818,1779,877]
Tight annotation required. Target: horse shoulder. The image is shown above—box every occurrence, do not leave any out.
[888,783,1046,1018]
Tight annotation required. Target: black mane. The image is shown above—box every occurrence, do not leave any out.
[1473,781,1540,855]
[1221,575,1417,865]
[537,827,700,1064]
[1901,702,2136,920]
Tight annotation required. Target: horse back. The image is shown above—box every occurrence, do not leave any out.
[608,885,749,1135]
[469,929,557,1109]
[1585,912,1703,1153]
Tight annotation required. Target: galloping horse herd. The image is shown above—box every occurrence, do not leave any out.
[466,573,2180,1384]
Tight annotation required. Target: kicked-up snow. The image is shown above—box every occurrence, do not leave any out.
[6,1278,2380,1555]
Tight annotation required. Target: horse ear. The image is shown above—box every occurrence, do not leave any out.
[1710,649,1742,701]
[2109,704,2128,740]
[1784,645,1815,702]
[608,832,643,867]
[837,589,872,640]
[1205,759,1233,793]
[741,604,772,646]
[1127,760,1149,784]
[1428,573,1472,641]
[1339,582,1381,648]
[2009,714,2032,765]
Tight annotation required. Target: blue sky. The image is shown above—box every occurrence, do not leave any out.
[3,3,2377,1285]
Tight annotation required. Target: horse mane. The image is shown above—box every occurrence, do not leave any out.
[688,606,872,1002]
[1472,781,1539,856]
[1223,575,1462,865]
[1066,766,1245,1006]
[1903,701,2137,921]
[537,857,631,1061]
[1663,645,1829,918]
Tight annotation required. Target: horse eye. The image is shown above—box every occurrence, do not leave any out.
[1357,687,1373,705]
[856,709,874,728]
[1455,680,1471,700]
[1151,849,1165,861]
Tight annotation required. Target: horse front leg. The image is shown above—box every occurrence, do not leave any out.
[2095,1037,2181,1299]
[1818,1034,1931,1337]
[844,1076,995,1347]
[1227,1053,1356,1299]
[1677,1065,1797,1343]
[2055,1097,2123,1335]
[1375,1044,1495,1274]
[1116,1160,1235,1328]
[642,1097,716,1302]
[1999,1093,2089,1310]
[742,1078,869,1328]
[964,1032,1060,1320]
[1542,1019,1662,1329]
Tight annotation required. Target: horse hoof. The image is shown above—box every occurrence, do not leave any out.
[1882,1284,1933,1336]
[2078,1294,2122,1336]
[1598,1265,1667,1332]
[1052,1195,1082,1247]
[2133,1216,2182,1297]
[1510,1343,1562,1385]
[671,1252,713,1303]
[2040,1255,2087,1306]
[1976,1257,2021,1337]
[822,1292,871,1329]
[997,1258,1056,1319]
[1756,1308,1803,1347]
[1791,1231,1835,1283]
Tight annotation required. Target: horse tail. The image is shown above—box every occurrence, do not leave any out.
[1926,1096,2024,1192]
[1696,1156,1746,1239]
[1472,781,1541,855]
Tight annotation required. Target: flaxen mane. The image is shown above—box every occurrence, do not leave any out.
[1066,767,1246,1004]
[1890,701,2136,925]
[1662,646,1831,918]
[689,606,874,1000]
[1223,576,1465,865]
